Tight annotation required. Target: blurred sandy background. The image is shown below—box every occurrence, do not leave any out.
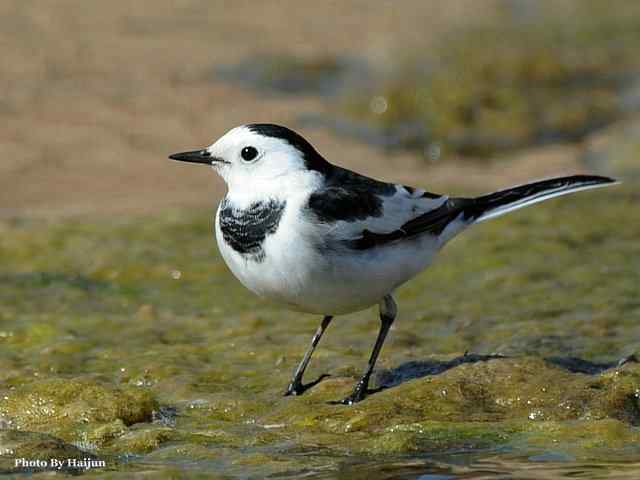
[2,0,596,219]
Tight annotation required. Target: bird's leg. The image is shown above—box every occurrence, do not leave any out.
[338,295,397,405]
[284,315,333,396]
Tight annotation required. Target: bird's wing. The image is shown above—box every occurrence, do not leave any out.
[306,168,617,251]
[305,168,463,249]
[347,194,474,250]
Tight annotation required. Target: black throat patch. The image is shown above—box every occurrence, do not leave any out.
[218,197,286,262]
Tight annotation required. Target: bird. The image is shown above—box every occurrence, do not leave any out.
[169,123,617,404]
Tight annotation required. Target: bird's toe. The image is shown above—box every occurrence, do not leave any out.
[617,354,639,367]
[329,389,367,405]
[284,381,306,396]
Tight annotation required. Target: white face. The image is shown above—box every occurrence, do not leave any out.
[204,126,311,190]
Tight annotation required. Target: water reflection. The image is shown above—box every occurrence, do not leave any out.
[302,456,640,480]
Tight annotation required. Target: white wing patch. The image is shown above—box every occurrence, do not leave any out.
[323,185,448,242]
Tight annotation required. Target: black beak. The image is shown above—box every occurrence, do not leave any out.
[168,149,213,165]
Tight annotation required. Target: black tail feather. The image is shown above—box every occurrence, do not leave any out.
[464,175,617,223]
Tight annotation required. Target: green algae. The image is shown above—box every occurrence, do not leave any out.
[342,3,640,158]
[0,185,638,476]
[369,418,640,459]
[0,430,97,466]
[0,377,157,449]
[259,358,640,450]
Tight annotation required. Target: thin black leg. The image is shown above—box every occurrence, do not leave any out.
[284,315,333,396]
[338,295,397,405]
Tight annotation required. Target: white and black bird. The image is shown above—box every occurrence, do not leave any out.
[169,124,616,404]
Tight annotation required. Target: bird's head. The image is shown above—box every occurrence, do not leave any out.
[169,124,330,191]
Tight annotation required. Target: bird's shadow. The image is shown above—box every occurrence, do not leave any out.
[294,374,332,395]
[306,353,638,402]
[371,352,638,393]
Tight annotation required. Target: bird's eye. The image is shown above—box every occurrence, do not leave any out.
[241,146,259,162]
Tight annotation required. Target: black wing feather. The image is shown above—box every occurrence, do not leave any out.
[349,198,469,250]
[307,166,396,223]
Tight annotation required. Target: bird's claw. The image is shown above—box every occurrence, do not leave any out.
[284,382,305,396]
[328,388,367,405]
[617,354,638,368]
[284,374,331,397]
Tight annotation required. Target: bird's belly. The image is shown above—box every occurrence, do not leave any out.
[216,232,329,312]
[310,235,440,314]
[216,220,439,315]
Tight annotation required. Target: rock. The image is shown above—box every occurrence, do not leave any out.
[109,425,175,454]
[371,357,640,424]
[0,377,157,444]
[260,356,640,454]
[0,430,100,472]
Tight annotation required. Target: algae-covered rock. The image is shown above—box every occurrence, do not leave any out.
[0,430,100,472]
[369,421,518,454]
[371,357,640,424]
[0,430,89,458]
[367,418,640,457]
[0,377,157,443]
[85,419,128,448]
[260,356,640,454]
[0,182,637,473]
[108,425,176,454]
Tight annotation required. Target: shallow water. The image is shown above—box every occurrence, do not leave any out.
[0,185,638,478]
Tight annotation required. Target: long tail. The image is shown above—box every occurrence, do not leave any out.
[465,175,618,224]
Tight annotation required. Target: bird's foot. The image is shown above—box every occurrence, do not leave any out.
[284,381,305,396]
[328,381,368,405]
[284,374,331,397]
[617,354,639,368]
[329,390,366,405]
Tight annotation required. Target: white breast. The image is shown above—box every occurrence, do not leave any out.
[214,196,443,315]
[215,193,325,310]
